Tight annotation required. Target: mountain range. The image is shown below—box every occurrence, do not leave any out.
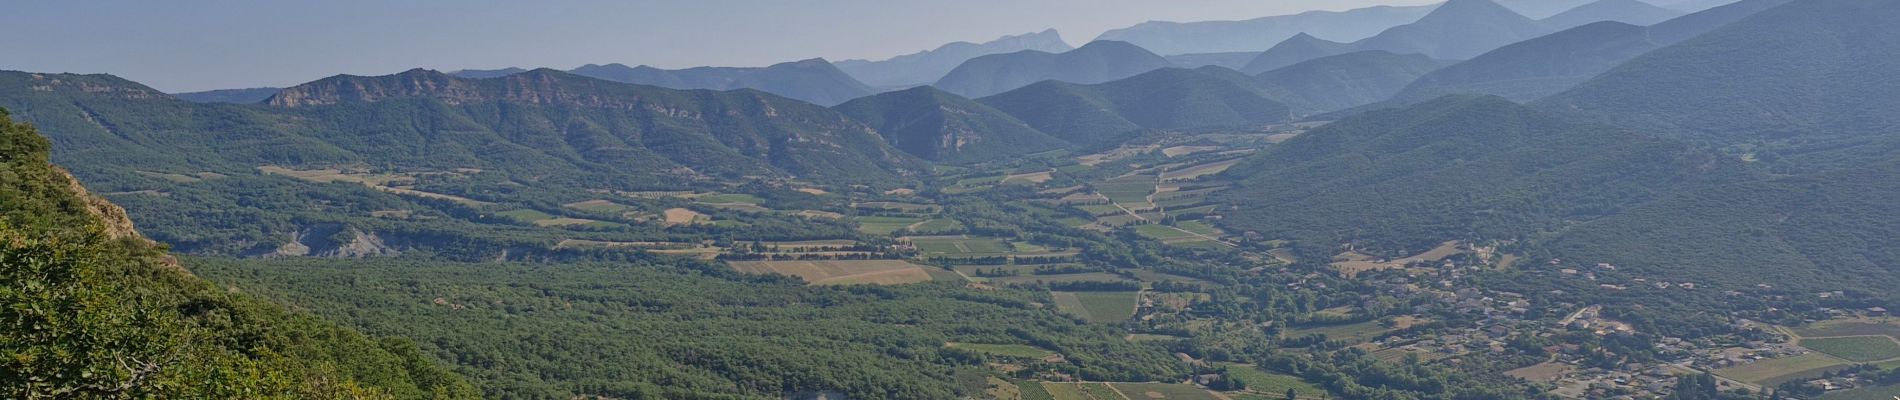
[1538,0,1900,168]
[563,58,875,106]
[933,41,1175,99]
[834,29,1075,89]
[1241,0,1687,73]
[1388,0,1792,103]
[1092,5,1438,55]
[834,86,1067,163]
[978,67,1290,147]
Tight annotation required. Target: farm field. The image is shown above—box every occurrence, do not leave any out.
[1051,291,1139,323]
[856,201,938,213]
[694,193,762,205]
[497,209,556,222]
[1503,361,1572,382]
[663,208,709,226]
[1160,159,1241,182]
[985,273,1133,286]
[1108,383,1220,400]
[911,236,1015,256]
[1821,383,1900,400]
[1133,224,1197,241]
[1794,318,1900,338]
[563,199,634,213]
[1003,170,1055,185]
[1217,363,1329,399]
[946,342,1057,359]
[1281,320,1397,344]
[728,260,935,286]
[910,218,964,233]
[1019,381,1056,400]
[1713,353,1852,385]
[1094,176,1157,206]
[855,216,923,235]
[1800,336,1900,362]
[1174,220,1219,236]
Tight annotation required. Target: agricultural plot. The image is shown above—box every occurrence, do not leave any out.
[553,240,692,250]
[1503,362,1573,382]
[1094,176,1157,207]
[563,199,634,213]
[946,342,1057,359]
[1019,381,1056,400]
[909,218,964,234]
[1713,353,1852,386]
[727,260,935,286]
[1329,241,1465,278]
[1794,319,1900,338]
[911,236,1015,256]
[694,193,762,205]
[497,209,556,223]
[856,201,937,213]
[1820,383,1900,400]
[1051,291,1139,323]
[261,165,492,206]
[1159,159,1241,182]
[1281,320,1397,344]
[1800,336,1900,362]
[1217,363,1330,399]
[855,216,923,235]
[985,273,1133,286]
[1108,383,1220,400]
[663,208,710,226]
[1175,221,1220,236]
[1162,145,1222,157]
[1129,225,1191,240]
[1003,170,1055,185]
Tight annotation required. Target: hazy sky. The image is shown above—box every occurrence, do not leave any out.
[1,0,1436,92]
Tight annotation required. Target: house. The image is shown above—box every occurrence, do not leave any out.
[1869,307,1889,317]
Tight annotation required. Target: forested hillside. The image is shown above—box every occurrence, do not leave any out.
[1215,96,1740,259]
[980,67,1290,147]
[835,86,1067,163]
[0,108,478,398]
[1539,0,1900,169]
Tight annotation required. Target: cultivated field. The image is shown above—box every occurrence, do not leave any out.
[1795,318,1900,338]
[1159,159,1241,182]
[1800,336,1900,362]
[1109,383,1220,400]
[1217,363,1330,399]
[1714,353,1852,385]
[1281,319,1402,344]
[663,208,708,226]
[1052,291,1139,323]
[728,260,935,286]
[855,215,923,235]
[985,272,1133,286]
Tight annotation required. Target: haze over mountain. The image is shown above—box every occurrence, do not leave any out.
[978,67,1289,146]
[565,58,874,106]
[1540,0,1687,28]
[1243,0,1690,74]
[1239,33,1360,75]
[1253,50,1450,115]
[1092,5,1438,55]
[1390,0,1791,103]
[934,40,1174,98]
[172,87,282,104]
[835,29,1074,89]
[1494,0,1596,18]
[1215,95,1738,260]
[1165,52,1260,70]
[1538,0,1900,166]
[834,86,1067,163]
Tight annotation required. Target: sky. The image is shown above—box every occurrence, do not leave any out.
[0,0,1436,92]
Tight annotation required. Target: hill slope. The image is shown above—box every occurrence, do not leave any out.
[1540,0,1688,30]
[172,87,281,104]
[1239,33,1358,75]
[0,108,477,398]
[1390,0,1796,104]
[1093,5,1437,55]
[1538,0,1900,165]
[834,86,1067,163]
[933,41,1175,99]
[1254,51,1450,115]
[1546,163,1900,293]
[1,69,921,188]
[835,29,1074,88]
[1351,0,1554,60]
[568,58,874,106]
[1214,96,1738,258]
[979,67,1290,146]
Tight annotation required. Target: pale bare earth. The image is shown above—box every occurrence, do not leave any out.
[662,208,706,226]
[728,260,933,286]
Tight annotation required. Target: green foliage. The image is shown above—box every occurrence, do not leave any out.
[981,67,1290,147]
[835,86,1067,163]
[1217,96,1739,260]
[1539,0,1900,169]
[1255,50,1449,115]
[188,257,1190,399]
[0,109,477,399]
